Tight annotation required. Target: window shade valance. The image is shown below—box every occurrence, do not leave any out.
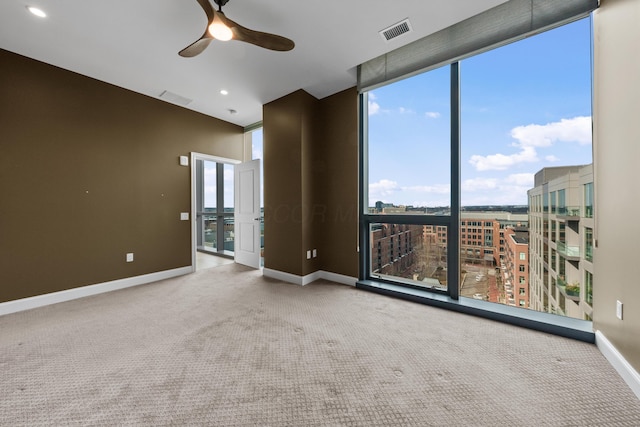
[357,0,598,92]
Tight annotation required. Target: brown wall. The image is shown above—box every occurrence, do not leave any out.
[316,88,359,278]
[0,49,243,303]
[263,88,358,279]
[592,0,640,372]
[263,90,310,276]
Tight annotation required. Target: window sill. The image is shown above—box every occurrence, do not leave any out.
[356,279,594,343]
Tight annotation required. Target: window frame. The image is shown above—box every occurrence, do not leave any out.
[358,64,461,299]
[356,18,594,342]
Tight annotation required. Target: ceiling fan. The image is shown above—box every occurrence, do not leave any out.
[179,0,295,57]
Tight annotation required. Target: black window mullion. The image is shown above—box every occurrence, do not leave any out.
[359,93,369,280]
[196,159,205,249]
[216,163,225,252]
[448,62,461,300]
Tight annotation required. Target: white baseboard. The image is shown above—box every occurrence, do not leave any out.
[302,271,323,286]
[596,330,640,400]
[263,268,306,285]
[0,266,193,317]
[319,271,358,286]
[263,268,357,287]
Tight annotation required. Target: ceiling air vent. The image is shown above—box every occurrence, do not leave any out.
[159,90,192,106]
[379,18,412,42]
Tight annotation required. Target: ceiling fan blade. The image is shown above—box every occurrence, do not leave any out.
[196,0,214,22]
[219,13,295,52]
[179,32,214,57]
[178,0,215,57]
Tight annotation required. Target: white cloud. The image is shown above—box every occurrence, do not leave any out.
[403,184,450,194]
[469,146,538,171]
[204,185,217,207]
[368,92,380,115]
[368,100,380,115]
[398,107,415,114]
[510,116,592,147]
[469,116,591,171]
[204,165,217,177]
[505,173,535,187]
[370,180,451,205]
[545,155,560,162]
[425,111,441,119]
[461,173,535,205]
[369,179,400,199]
[462,177,499,192]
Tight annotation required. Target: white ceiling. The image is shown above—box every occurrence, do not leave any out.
[0,0,507,127]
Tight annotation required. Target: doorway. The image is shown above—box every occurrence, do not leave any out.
[191,153,240,271]
[191,153,261,271]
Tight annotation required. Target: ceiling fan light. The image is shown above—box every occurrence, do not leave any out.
[27,6,47,18]
[209,20,232,41]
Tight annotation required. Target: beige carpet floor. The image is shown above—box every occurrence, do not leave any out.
[1,263,639,426]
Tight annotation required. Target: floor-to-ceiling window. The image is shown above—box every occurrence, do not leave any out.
[460,18,593,319]
[360,16,593,324]
[366,67,453,290]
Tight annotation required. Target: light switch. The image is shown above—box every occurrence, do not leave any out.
[616,300,623,320]
[179,156,189,166]
[180,212,189,220]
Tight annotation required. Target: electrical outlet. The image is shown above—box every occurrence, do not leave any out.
[126,253,134,262]
[616,300,623,320]
[306,250,311,259]
[312,249,317,258]
[180,212,189,220]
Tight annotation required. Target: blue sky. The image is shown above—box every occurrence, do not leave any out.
[368,17,593,207]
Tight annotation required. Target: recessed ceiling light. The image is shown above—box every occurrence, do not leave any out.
[220,90,229,95]
[27,6,46,18]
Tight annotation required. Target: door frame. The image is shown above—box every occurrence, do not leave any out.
[190,152,241,271]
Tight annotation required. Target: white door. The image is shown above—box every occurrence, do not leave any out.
[234,159,261,268]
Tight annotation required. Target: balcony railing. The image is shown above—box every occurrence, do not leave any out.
[557,277,580,301]
[557,206,580,217]
[557,241,580,260]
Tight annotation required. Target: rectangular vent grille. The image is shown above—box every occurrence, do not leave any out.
[380,19,412,42]
[159,90,192,106]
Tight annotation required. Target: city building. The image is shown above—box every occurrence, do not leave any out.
[420,213,528,268]
[460,212,528,266]
[371,211,528,302]
[370,223,423,278]
[528,165,594,320]
[503,227,530,308]
[370,206,445,287]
